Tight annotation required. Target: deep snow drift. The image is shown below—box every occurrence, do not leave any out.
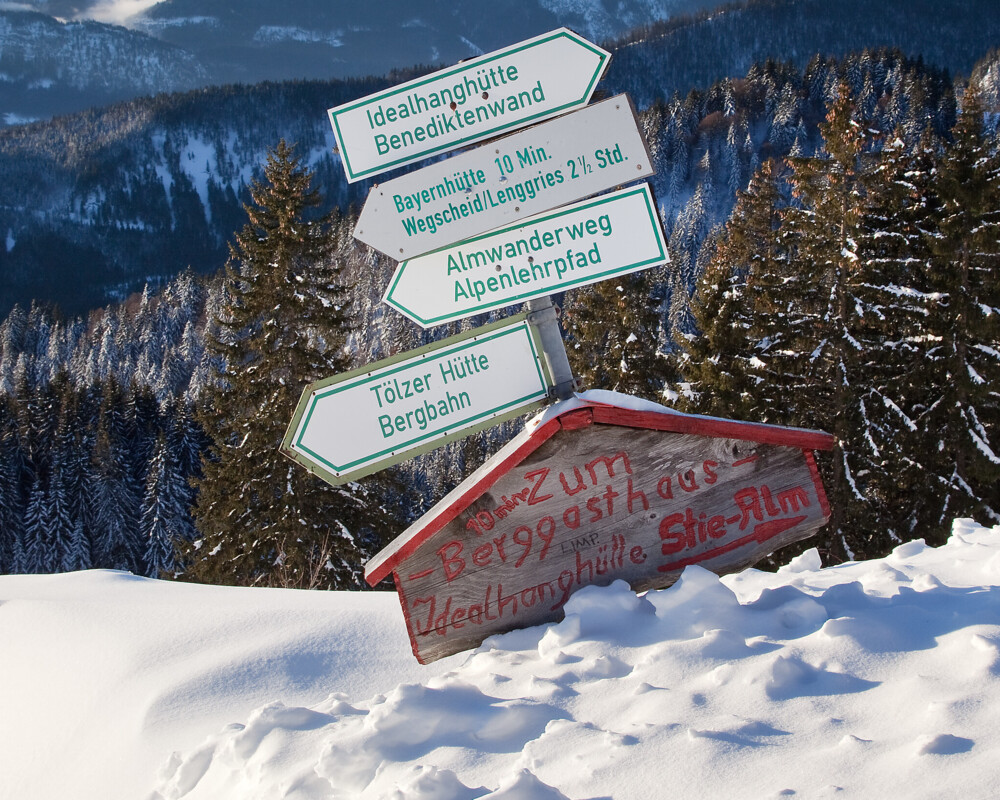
[1,521,999,799]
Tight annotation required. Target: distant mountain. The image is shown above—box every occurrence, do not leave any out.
[0,0,998,317]
[129,0,715,81]
[0,10,209,123]
[0,0,717,124]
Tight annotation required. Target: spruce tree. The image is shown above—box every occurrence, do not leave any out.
[88,382,142,572]
[912,84,1000,536]
[141,433,186,577]
[678,159,788,418]
[563,266,673,401]
[188,140,388,590]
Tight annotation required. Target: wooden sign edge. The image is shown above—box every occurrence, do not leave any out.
[392,436,832,665]
[364,401,835,584]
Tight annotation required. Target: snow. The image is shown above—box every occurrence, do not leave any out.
[2,520,1000,799]
[83,0,162,26]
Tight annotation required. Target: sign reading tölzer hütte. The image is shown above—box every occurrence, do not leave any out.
[365,395,835,663]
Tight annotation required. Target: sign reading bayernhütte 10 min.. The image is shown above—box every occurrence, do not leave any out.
[328,28,611,183]
[282,28,832,664]
[354,95,654,260]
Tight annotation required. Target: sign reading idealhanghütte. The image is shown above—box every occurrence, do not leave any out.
[329,28,611,183]
[365,399,835,664]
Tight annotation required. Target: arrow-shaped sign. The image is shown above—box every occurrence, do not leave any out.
[281,315,552,486]
[328,28,611,183]
[383,183,669,328]
[354,94,654,260]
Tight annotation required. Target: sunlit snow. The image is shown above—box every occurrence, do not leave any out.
[2,520,999,798]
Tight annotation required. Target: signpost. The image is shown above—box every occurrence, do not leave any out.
[328,28,611,183]
[281,28,834,664]
[363,401,835,663]
[383,184,669,328]
[281,315,552,485]
[354,95,654,260]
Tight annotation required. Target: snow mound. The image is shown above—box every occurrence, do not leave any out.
[142,521,1000,799]
[2,521,999,799]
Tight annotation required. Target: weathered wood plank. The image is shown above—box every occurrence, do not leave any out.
[393,423,831,663]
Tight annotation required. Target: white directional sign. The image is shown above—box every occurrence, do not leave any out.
[328,28,611,183]
[383,184,669,328]
[354,95,654,260]
[281,316,552,485]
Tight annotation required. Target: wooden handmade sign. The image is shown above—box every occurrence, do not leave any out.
[365,398,834,663]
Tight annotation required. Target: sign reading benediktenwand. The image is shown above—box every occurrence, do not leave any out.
[281,316,552,486]
[328,28,611,183]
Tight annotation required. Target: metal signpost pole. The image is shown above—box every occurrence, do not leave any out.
[526,295,577,401]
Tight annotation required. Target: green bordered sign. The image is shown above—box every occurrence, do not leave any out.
[383,183,669,328]
[354,94,654,260]
[328,28,610,183]
[281,315,552,486]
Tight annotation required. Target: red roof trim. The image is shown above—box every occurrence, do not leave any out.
[364,400,834,585]
[586,403,836,451]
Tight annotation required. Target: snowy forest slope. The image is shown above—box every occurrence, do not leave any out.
[1,0,999,315]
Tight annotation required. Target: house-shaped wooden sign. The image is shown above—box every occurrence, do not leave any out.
[365,393,835,664]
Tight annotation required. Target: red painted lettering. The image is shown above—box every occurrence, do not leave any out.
[563,506,581,529]
[761,485,780,517]
[525,468,554,505]
[413,596,435,636]
[734,487,764,530]
[554,570,575,610]
[476,510,495,531]
[627,477,649,513]
[559,466,587,496]
[438,541,465,581]
[432,596,452,637]
[657,475,673,499]
[497,582,518,617]
[537,517,555,560]
[659,513,685,555]
[630,545,647,563]
[586,452,632,484]
[703,460,719,485]
[678,469,699,492]
[602,484,619,516]
[683,507,699,548]
[708,515,727,538]
[472,542,493,567]
[513,526,533,568]
[778,486,810,513]
[586,495,604,522]
[492,532,508,562]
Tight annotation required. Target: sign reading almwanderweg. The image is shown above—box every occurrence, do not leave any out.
[383,184,668,328]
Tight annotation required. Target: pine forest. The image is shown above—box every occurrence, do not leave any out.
[1,42,999,587]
